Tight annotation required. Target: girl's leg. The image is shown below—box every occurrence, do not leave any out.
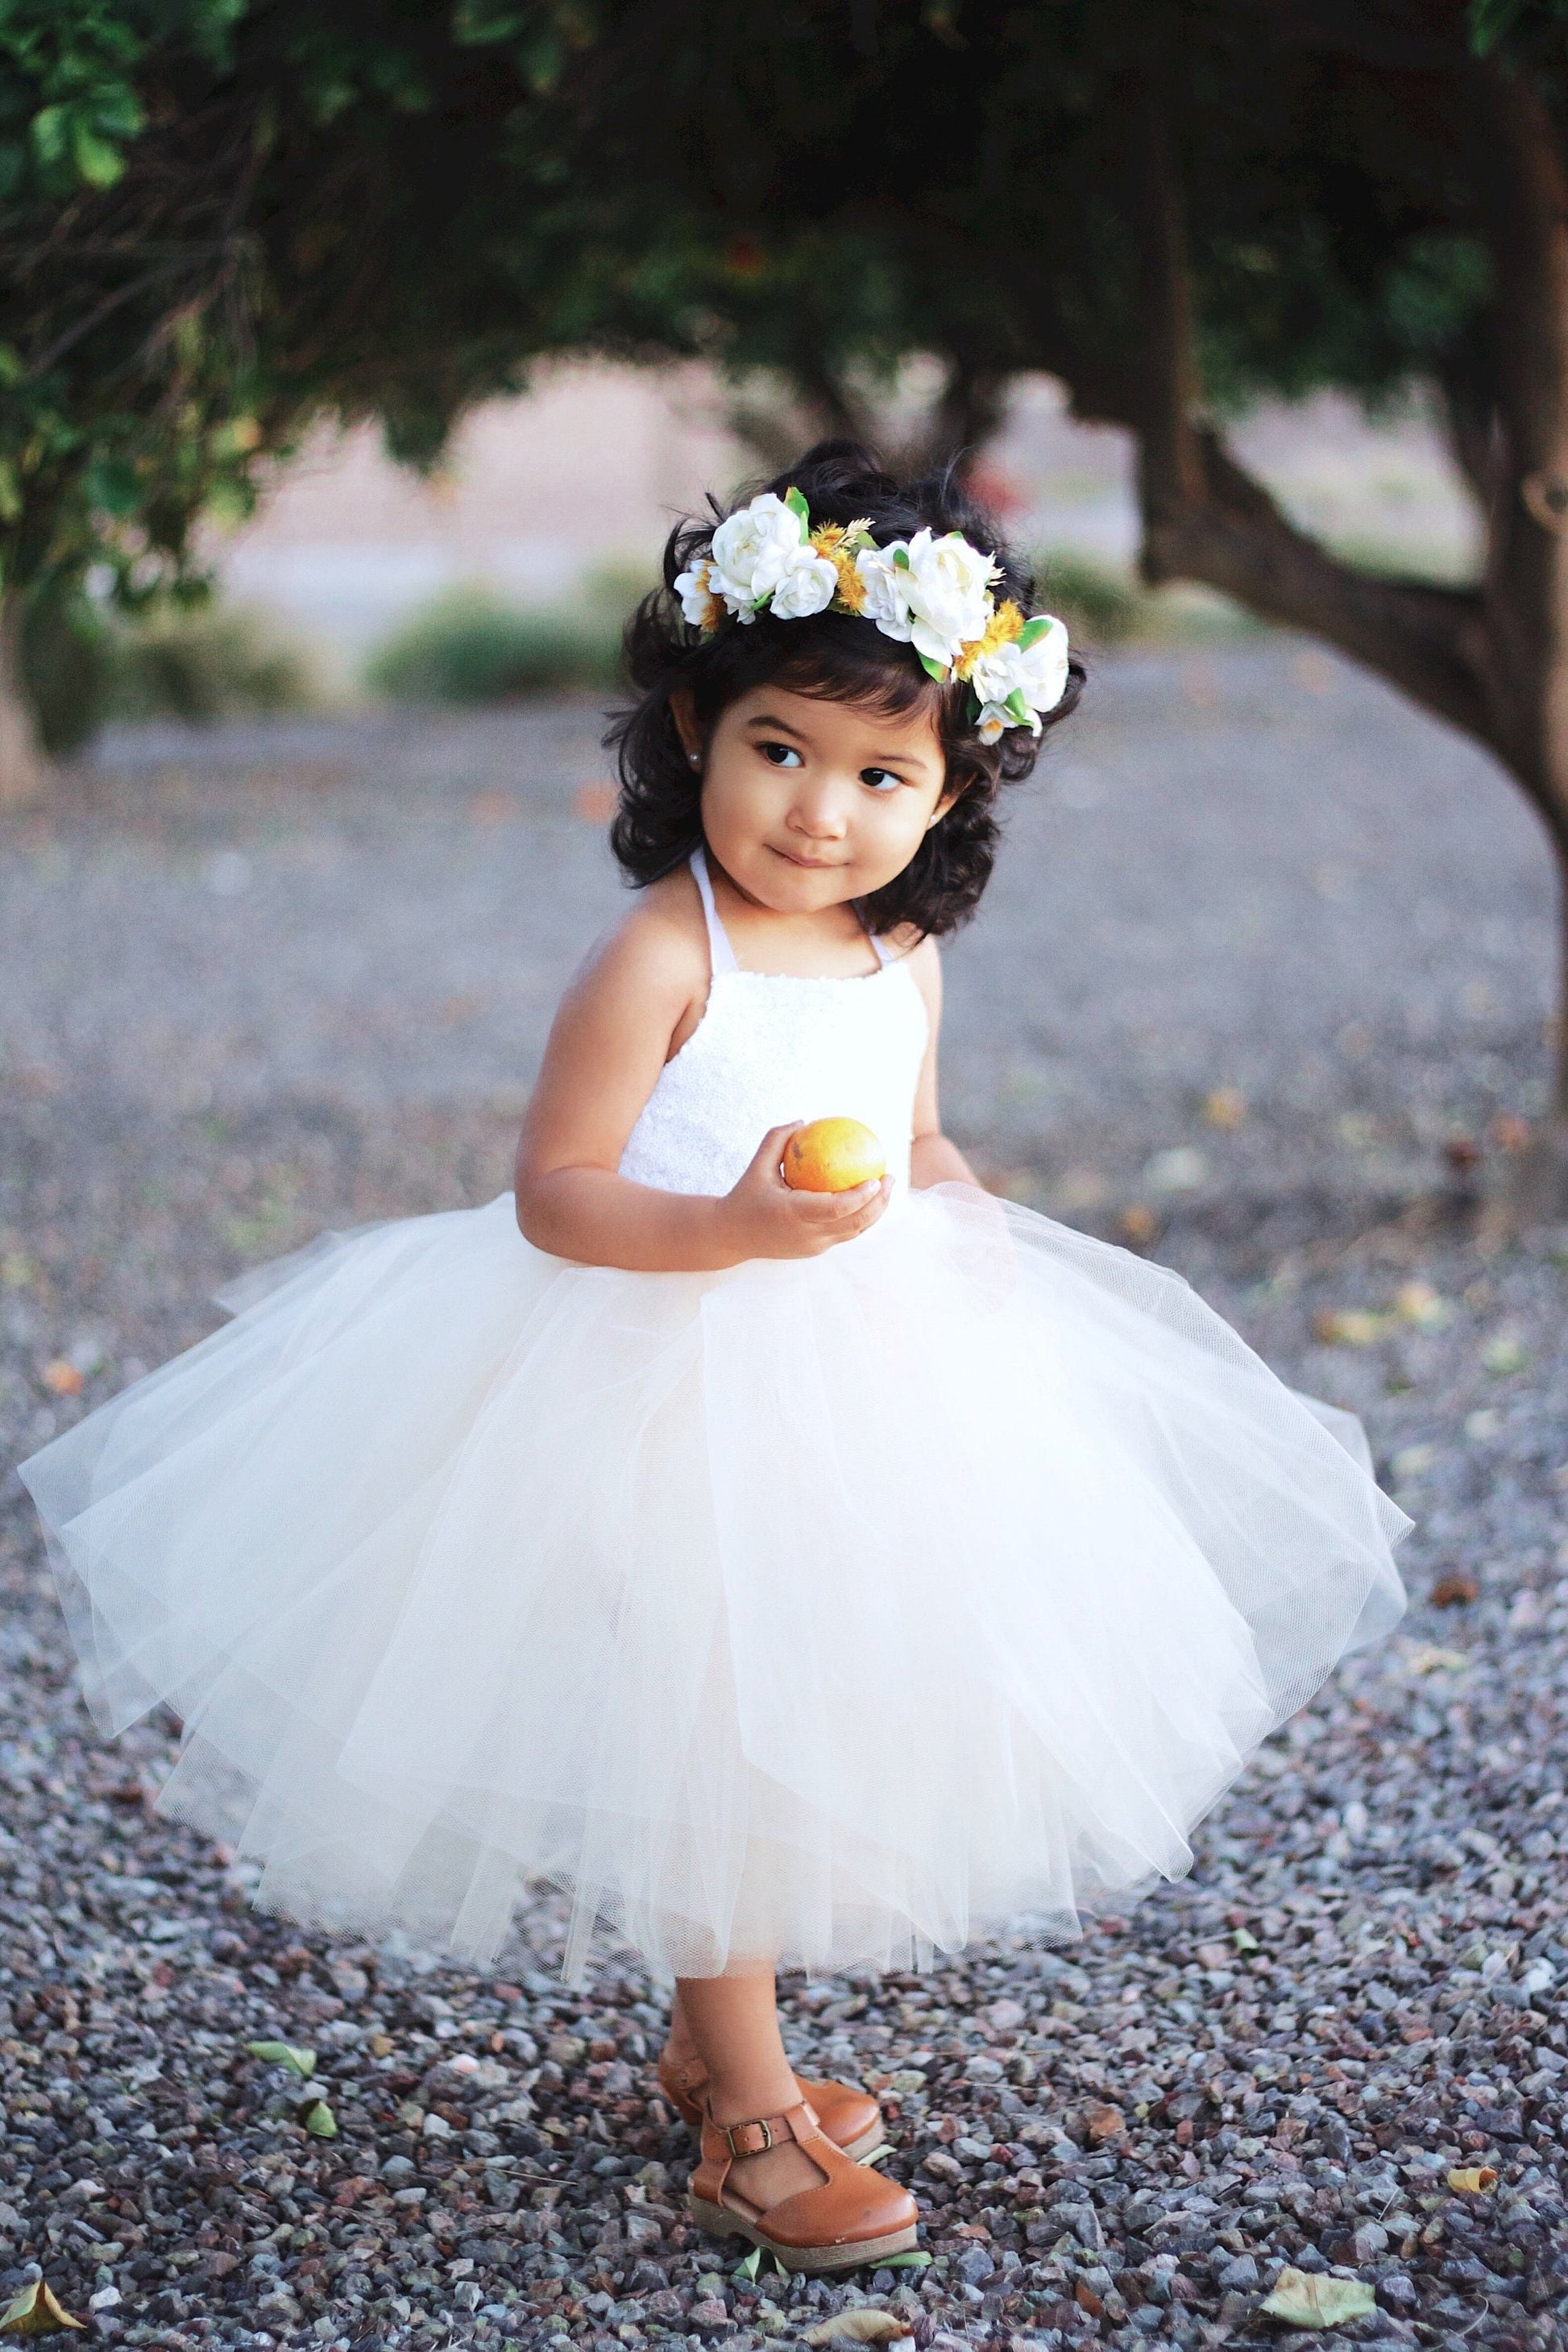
[675,1972,823,2205]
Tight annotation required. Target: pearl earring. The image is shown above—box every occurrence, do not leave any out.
[688,753,700,768]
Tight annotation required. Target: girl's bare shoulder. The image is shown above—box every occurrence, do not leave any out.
[568,865,710,1006]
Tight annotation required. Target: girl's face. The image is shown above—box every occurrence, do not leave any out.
[680,682,957,915]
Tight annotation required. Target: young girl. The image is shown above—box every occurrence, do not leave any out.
[22,442,1408,2275]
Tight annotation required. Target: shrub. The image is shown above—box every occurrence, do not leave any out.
[22,591,314,749]
[107,602,315,724]
[364,587,624,703]
[1031,553,1149,645]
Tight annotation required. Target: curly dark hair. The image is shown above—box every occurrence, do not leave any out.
[605,439,1084,937]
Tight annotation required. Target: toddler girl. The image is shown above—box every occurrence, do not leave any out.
[22,441,1408,2273]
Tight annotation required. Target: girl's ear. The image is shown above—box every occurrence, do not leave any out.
[926,777,968,831]
[670,687,702,765]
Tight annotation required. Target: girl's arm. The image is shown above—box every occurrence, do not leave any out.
[904,937,981,1188]
[514,888,890,1272]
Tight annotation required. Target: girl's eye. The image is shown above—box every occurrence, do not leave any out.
[861,767,902,793]
[761,740,803,768]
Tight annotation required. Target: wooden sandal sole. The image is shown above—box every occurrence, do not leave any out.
[687,2194,918,2275]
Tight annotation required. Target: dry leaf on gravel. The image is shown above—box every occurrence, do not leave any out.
[1259,2268,1377,2328]
[1084,2100,1126,2143]
[0,2284,86,2336]
[247,2039,316,2078]
[1311,1308,1385,1347]
[803,2313,911,2344]
[1447,2165,1498,2193]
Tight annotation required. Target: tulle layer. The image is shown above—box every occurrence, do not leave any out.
[21,1185,1408,1977]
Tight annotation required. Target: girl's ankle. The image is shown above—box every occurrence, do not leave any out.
[703,2071,800,2129]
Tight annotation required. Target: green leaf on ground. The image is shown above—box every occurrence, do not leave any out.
[247,2039,316,2077]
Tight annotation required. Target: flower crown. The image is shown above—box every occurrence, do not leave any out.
[674,486,1070,743]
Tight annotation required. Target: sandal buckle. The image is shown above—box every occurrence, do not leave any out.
[723,2117,774,2157]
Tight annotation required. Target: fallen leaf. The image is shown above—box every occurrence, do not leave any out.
[1203,1085,1247,1130]
[1084,2100,1126,2145]
[1404,1643,1468,1676]
[735,2246,762,2282]
[1447,2165,1497,2194]
[0,2284,87,2335]
[1075,2279,1104,2317]
[1259,2267,1377,2328]
[1483,1332,1529,1375]
[1232,1927,1259,1952]
[40,1360,83,1397]
[301,2097,338,2138]
[803,2313,911,2344]
[1393,1280,1448,1328]
[1312,1308,1385,1348]
[1430,1572,1479,1608]
[879,2250,931,2270]
[247,2039,316,2078]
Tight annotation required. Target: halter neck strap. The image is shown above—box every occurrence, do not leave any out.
[690,845,740,977]
[691,842,894,973]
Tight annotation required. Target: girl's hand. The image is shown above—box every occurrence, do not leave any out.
[717,1123,891,1260]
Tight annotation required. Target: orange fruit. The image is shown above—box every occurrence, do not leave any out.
[781,1117,886,1193]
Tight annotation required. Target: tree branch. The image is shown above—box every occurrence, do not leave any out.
[1147,426,1491,743]
[1127,71,1493,751]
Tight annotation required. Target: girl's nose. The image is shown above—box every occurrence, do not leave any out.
[787,786,849,841]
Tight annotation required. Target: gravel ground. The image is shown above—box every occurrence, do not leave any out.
[1,641,1566,2352]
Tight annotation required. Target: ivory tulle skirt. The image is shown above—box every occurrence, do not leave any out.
[21,1184,1408,1977]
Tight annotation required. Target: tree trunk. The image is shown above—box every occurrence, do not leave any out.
[0,594,46,808]
[1126,69,1568,1222]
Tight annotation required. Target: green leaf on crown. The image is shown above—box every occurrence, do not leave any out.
[1018,616,1052,649]
[784,486,811,528]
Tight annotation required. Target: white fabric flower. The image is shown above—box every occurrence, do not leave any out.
[708,492,811,614]
[858,529,996,674]
[673,558,722,629]
[974,703,1011,744]
[968,614,1071,731]
[768,550,840,618]
[852,545,911,638]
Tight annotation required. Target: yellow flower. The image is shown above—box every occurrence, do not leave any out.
[810,521,873,612]
[952,598,1024,682]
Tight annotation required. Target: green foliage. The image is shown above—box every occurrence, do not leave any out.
[20,586,313,744]
[364,588,621,704]
[1031,554,1148,648]
[106,599,313,723]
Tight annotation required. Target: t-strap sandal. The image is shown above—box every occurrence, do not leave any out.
[687,2097,918,2275]
[657,2045,888,2161]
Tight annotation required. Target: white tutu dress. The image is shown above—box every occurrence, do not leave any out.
[22,847,1408,1980]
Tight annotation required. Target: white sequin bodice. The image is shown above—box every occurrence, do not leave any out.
[618,847,929,1197]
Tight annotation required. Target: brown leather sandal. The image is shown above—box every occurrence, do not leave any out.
[687,2097,918,2275]
[658,2045,887,2162]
